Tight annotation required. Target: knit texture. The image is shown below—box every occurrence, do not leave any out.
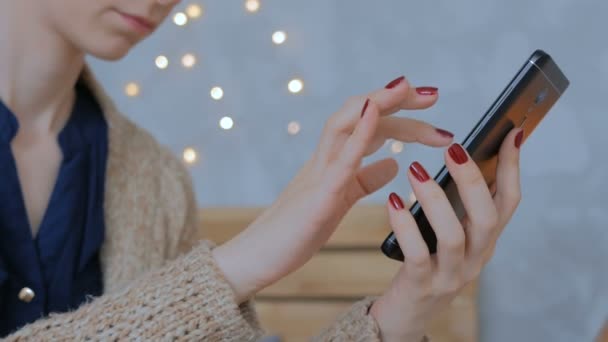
[2,65,382,341]
[313,297,380,342]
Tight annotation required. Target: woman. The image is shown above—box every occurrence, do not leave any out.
[0,0,523,341]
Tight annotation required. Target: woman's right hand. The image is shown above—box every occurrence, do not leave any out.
[212,75,456,304]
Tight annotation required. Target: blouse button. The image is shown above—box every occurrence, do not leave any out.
[18,287,35,303]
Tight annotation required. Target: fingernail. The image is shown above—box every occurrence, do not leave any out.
[436,128,454,138]
[410,162,430,182]
[361,99,370,117]
[448,143,469,165]
[416,87,438,95]
[515,130,524,149]
[389,192,405,210]
[385,76,405,89]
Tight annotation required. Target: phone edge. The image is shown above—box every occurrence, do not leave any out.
[380,49,564,261]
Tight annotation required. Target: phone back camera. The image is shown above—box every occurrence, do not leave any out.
[535,88,548,104]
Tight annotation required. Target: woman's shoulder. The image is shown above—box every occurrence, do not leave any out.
[107,109,191,189]
[82,66,199,267]
[107,110,169,159]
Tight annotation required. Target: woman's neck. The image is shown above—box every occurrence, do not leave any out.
[0,1,85,134]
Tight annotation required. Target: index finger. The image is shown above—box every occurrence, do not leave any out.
[368,76,439,115]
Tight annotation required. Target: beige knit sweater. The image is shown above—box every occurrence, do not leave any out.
[2,66,381,341]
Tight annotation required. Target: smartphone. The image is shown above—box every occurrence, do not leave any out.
[381,49,569,261]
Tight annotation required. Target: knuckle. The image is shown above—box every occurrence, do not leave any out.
[324,115,343,133]
[466,172,486,187]
[505,188,522,206]
[438,231,465,251]
[438,277,464,295]
[408,251,431,269]
[472,209,499,230]
[411,273,433,289]
[465,263,483,282]
[427,188,445,203]
[488,208,500,225]
[344,95,363,110]
[325,95,368,134]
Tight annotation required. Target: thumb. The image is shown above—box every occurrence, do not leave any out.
[347,158,399,202]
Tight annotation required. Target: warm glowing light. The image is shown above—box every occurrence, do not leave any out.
[287,121,301,135]
[245,0,260,12]
[155,55,169,69]
[125,82,140,97]
[391,141,404,154]
[288,79,304,93]
[182,53,197,68]
[173,12,188,26]
[186,4,203,19]
[272,31,287,45]
[210,87,224,100]
[220,116,234,130]
[183,148,198,164]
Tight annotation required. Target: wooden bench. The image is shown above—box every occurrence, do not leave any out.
[200,206,478,342]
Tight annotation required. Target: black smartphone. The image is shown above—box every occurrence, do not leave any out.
[381,49,569,261]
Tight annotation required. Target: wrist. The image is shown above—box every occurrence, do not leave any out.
[212,242,260,304]
[369,296,427,342]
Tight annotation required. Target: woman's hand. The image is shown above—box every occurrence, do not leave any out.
[369,129,523,342]
[212,76,455,303]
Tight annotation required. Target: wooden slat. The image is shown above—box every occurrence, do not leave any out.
[259,250,399,298]
[201,205,478,341]
[199,205,392,248]
[257,287,477,342]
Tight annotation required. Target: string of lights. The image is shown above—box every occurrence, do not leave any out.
[122,0,406,170]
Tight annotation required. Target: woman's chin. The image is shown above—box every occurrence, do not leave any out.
[85,39,136,61]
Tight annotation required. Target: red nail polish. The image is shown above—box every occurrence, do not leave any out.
[389,192,405,210]
[410,162,430,182]
[436,128,454,138]
[515,130,524,149]
[448,144,469,165]
[416,87,438,95]
[361,99,370,117]
[385,76,405,89]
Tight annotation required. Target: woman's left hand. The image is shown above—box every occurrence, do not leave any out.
[212,76,454,303]
[369,128,523,342]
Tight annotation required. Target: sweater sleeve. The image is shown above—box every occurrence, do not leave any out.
[313,299,432,342]
[312,297,381,341]
[164,149,384,342]
[166,149,264,340]
[3,241,264,341]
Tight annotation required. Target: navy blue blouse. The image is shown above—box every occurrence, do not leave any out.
[0,78,107,337]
